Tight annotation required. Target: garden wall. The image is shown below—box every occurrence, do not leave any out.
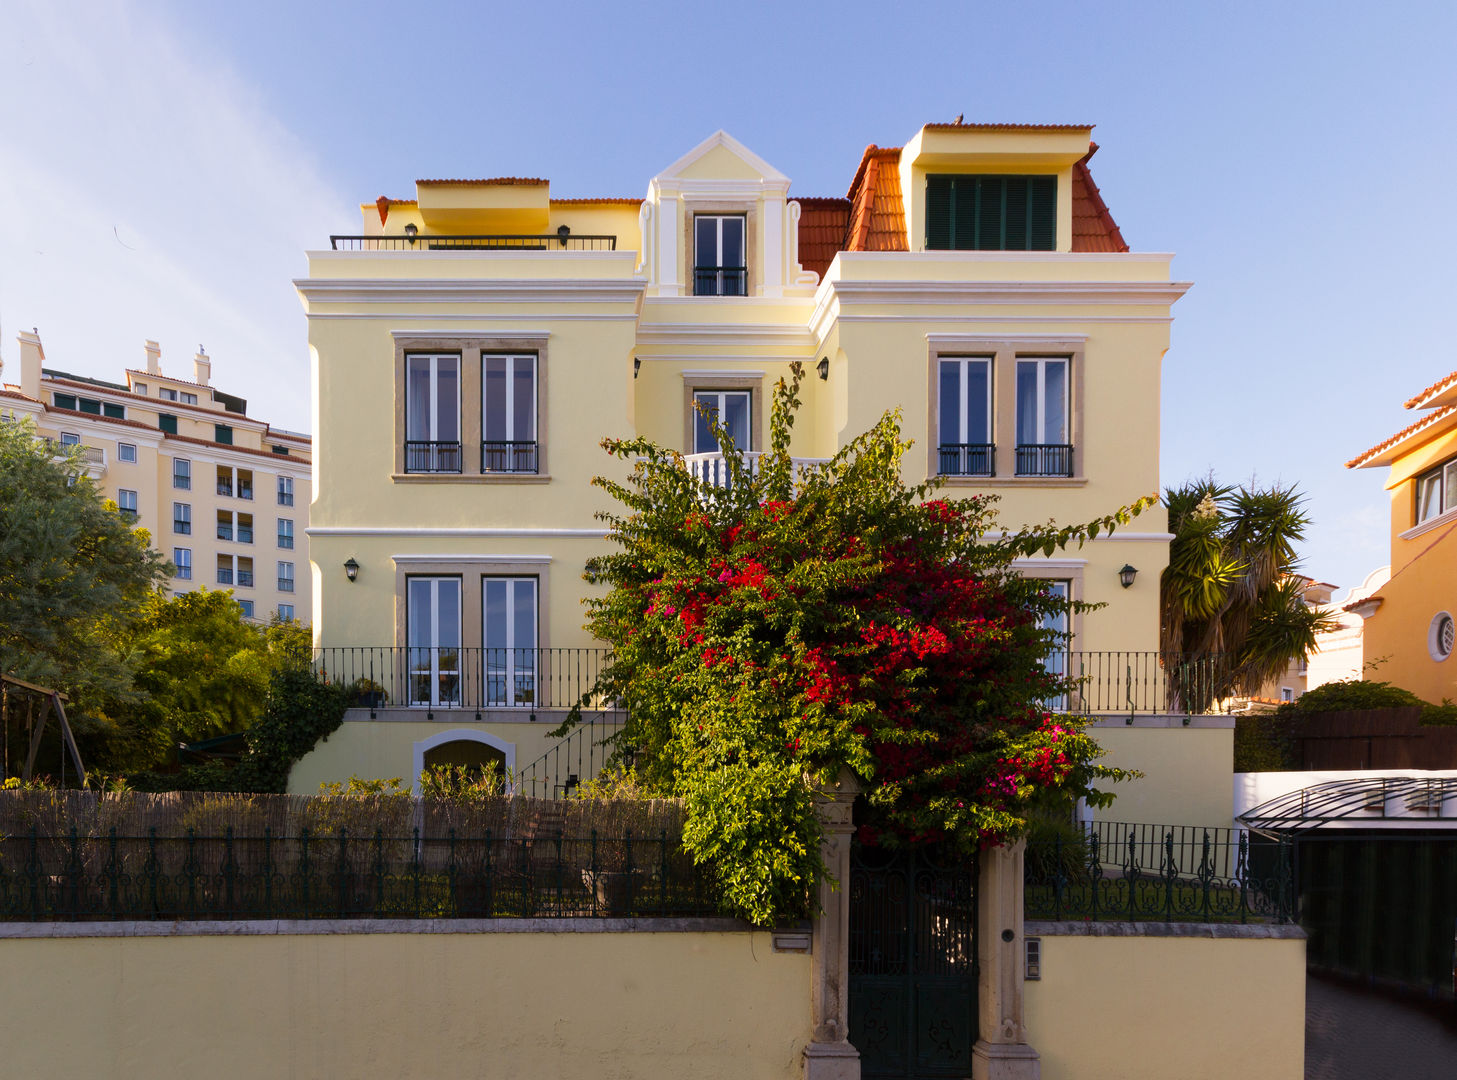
[1023,921,1306,1080]
[1087,717,1235,831]
[0,922,809,1079]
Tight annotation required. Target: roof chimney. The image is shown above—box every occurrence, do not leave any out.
[144,340,162,375]
[16,328,44,400]
[193,346,211,387]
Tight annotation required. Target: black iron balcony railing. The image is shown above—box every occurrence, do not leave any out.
[278,578,294,593]
[216,482,233,496]
[693,266,747,296]
[1015,443,1074,477]
[330,234,618,252]
[174,520,191,535]
[938,443,995,477]
[217,568,233,585]
[237,571,254,588]
[237,527,253,544]
[216,524,233,541]
[481,440,539,474]
[405,440,463,474]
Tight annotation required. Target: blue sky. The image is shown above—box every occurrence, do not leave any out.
[3,0,1454,596]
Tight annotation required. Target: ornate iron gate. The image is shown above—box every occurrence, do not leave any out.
[847,845,979,1079]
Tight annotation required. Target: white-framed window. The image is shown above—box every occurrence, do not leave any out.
[118,442,137,463]
[1416,458,1457,524]
[173,458,190,489]
[1280,687,1295,703]
[483,577,538,706]
[60,432,80,446]
[181,391,198,405]
[277,475,294,506]
[173,502,191,534]
[407,576,462,706]
[217,554,254,588]
[216,510,253,544]
[1040,579,1072,711]
[238,599,255,619]
[277,518,294,549]
[692,390,751,453]
[117,489,138,521]
[694,215,746,296]
[278,561,295,593]
[1015,357,1071,476]
[277,604,295,622]
[173,547,192,580]
[159,387,179,401]
[405,353,462,473]
[937,357,994,476]
[134,382,148,396]
[481,354,538,473]
[1429,612,1455,662]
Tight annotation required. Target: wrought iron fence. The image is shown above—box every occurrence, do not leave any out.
[937,443,995,477]
[1025,821,1295,923]
[480,440,538,474]
[516,714,628,800]
[1051,651,1230,716]
[1014,443,1074,477]
[315,646,614,712]
[0,825,717,921]
[404,440,462,473]
[693,266,746,296]
[330,234,618,251]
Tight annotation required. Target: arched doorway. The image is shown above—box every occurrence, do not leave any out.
[411,729,515,793]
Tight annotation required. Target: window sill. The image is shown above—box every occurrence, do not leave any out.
[391,473,552,485]
[938,476,1088,488]
[1399,506,1457,541]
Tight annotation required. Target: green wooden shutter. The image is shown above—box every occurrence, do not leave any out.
[103,403,125,419]
[79,397,101,415]
[53,393,77,410]
[158,413,177,434]
[214,424,233,445]
[1027,176,1056,250]
[926,176,953,249]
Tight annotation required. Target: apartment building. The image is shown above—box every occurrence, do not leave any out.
[293,123,1189,789]
[0,332,312,624]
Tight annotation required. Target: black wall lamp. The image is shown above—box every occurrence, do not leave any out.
[344,557,360,583]
[557,224,571,246]
[1118,564,1138,589]
[633,357,641,379]
[817,356,829,381]
[403,223,418,243]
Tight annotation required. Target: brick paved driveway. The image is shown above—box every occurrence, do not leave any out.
[1306,975,1457,1079]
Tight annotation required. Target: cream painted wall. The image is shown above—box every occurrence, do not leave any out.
[1087,722,1235,830]
[1024,931,1306,1080]
[0,929,809,1080]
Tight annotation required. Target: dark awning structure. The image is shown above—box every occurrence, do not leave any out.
[1239,776,1457,837]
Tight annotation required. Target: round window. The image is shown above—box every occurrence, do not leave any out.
[1429,612,1455,662]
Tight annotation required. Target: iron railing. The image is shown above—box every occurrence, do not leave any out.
[517,714,628,800]
[1014,443,1074,477]
[404,440,462,473]
[1050,651,1230,717]
[480,440,539,474]
[278,490,294,506]
[1025,821,1295,923]
[694,266,746,296]
[237,570,254,588]
[330,234,618,252]
[938,443,995,477]
[0,826,715,921]
[682,451,828,489]
[216,481,233,496]
[217,568,233,585]
[315,647,615,712]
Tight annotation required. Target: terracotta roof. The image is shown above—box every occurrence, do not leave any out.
[46,406,157,432]
[121,369,217,392]
[549,197,643,206]
[0,387,41,403]
[844,146,908,253]
[416,177,548,186]
[1070,145,1129,253]
[165,431,312,463]
[1346,402,1457,468]
[795,197,850,280]
[1403,370,1457,409]
[922,121,1093,133]
[372,198,418,207]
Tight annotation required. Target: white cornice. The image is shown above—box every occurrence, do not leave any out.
[635,323,816,349]
[680,369,766,380]
[828,280,1193,305]
[390,329,551,342]
[391,553,553,565]
[293,278,648,305]
[926,332,1089,347]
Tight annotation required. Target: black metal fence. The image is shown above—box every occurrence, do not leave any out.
[1052,651,1230,716]
[937,443,995,477]
[480,440,538,474]
[0,825,717,921]
[1014,443,1074,477]
[330,234,618,251]
[517,714,627,800]
[693,266,746,296]
[404,440,462,473]
[1025,821,1296,923]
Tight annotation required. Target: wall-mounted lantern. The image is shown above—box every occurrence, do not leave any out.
[344,557,360,583]
[1118,564,1138,589]
[817,356,830,381]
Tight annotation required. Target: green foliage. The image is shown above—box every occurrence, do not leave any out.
[578,363,1150,924]
[1232,714,1297,772]
[1286,678,1424,714]
[419,763,506,802]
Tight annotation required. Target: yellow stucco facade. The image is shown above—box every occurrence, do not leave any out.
[296,125,1190,787]
[1348,372,1457,702]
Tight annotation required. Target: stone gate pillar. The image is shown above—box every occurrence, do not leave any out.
[973,838,1040,1079]
[803,770,861,1080]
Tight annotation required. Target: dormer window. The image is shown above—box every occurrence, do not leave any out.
[926,175,1056,251]
[694,215,746,296]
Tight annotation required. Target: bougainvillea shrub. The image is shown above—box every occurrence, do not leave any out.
[577,365,1152,923]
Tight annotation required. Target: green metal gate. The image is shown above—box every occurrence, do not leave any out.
[847,845,979,1079]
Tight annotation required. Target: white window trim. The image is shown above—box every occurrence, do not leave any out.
[406,352,462,445]
[411,730,516,796]
[1016,357,1070,446]
[691,389,753,454]
[117,442,137,463]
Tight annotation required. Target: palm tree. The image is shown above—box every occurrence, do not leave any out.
[1160,480,1336,711]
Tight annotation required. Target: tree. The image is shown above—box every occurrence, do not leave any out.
[0,418,170,707]
[578,365,1152,924]
[1160,479,1337,710]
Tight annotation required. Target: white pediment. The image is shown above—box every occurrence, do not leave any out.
[652,131,791,193]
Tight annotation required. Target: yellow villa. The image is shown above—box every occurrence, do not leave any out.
[1,331,312,623]
[1347,370,1457,702]
[294,123,1191,792]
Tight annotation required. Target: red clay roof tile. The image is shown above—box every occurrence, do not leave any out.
[549,197,643,205]
[1403,371,1457,410]
[1070,145,1129,253]
[416,177,548,186]
[921,121,1094,133]
[845,147,907,254]
[795,198,851,280]
[1346,403,1457,468]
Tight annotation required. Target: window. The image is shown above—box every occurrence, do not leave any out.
[484,577,537,705]
[277,604,295,621]
[278,561,295,593]
[217,554,253,588]
[173,547,192,580]
[158,413,177,435]
[482,354,538,473]
[134,382,148,396]
[692,390,751,453]
[278,518,294,549]
[925,175,1056,251]
[181,392,198,406]
[173,458,191,489]
[405,354,461,472]
[1280,687,1295,703]
[159,387,179,401]
[937,358,994,476]
[216,511,233,542]
[217,510,253,544]
[103,403,125,419]
[277,476,294,506]
[272,444,289,455]
[1015,358,1072,476]
[118,442,137,463]
[173,502,191,534]
[79,397,101,415]
[1415,458,1457,524]
[214,424,233,445]
[694,215,746,296]
[407,577,462,706]
[1430,612,1455,662]
[238,600,255,619]
[53,393,77,410]
[116,489,138,522]
[59,432,80,446]
[1039,580,1071,711]
[237,469,254,500]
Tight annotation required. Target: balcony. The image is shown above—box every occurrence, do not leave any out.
[217,568,233,586]
[330,233,617,252]
[1014,443,1074,477]
[693,266,746,297]
[237,570,254,588]
[405,441,462,474]
[683,451,828,488]
[938,443,995,477]
[480,440,539,474]
[47,441,106,480]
